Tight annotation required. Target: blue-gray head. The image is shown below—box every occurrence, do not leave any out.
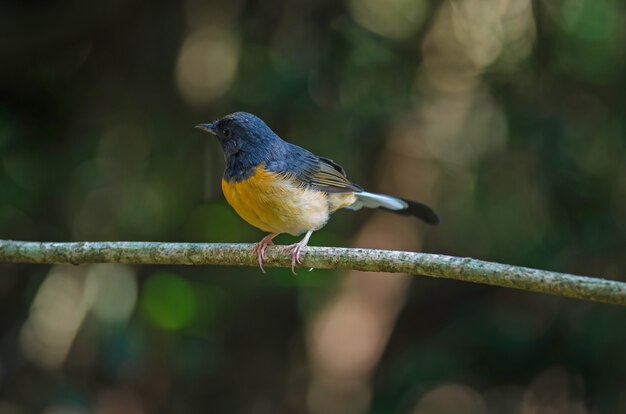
[196,112,286,159]
[196,112,290,181]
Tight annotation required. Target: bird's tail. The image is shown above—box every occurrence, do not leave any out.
[346,192,440,225]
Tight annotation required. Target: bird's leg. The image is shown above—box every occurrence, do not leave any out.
[252,233,279,273]
[287,230,313,275]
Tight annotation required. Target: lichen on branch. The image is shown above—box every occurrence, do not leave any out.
[0,240,624,306]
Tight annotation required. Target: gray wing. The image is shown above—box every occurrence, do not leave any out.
[265,144,362,193]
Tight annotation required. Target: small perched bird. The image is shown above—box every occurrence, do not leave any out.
[196,112,439,273]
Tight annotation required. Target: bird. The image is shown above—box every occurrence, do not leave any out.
[196,112,439,273]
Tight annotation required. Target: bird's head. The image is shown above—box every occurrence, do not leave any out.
[195,112,283,161]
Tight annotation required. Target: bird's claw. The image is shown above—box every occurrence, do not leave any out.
[254,231,312,275]
[252,236,275,273]
[287,242,305,275]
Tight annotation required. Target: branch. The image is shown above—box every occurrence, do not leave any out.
[0,239,624,306]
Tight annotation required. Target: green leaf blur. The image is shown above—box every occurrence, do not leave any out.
[140,272,198,331]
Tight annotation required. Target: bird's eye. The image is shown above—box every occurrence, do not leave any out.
[222,128,231,138]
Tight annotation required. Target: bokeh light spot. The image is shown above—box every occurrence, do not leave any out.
[20,266,88,370]
[175,27,239,106]
[347,0,427,40]
[552,0,624,83]
[140,272,198,330]
[413,383,486,414]
[85,264,138,325]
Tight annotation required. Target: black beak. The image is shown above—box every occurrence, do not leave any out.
[195,122,217,135]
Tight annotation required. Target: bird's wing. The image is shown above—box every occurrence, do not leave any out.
[266,145,362,193]
[308,156,363,193]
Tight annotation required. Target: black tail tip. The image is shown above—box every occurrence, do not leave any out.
[382,198,440,225]
[408,199,440,225]
[422,209,440,225]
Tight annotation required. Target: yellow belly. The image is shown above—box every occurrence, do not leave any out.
[221,166,356,235]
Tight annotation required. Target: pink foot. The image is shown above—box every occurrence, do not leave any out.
[252,233,278,273]
[286,230,313,275]
[287,243,304,274]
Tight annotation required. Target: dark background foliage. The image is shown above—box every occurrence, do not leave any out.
[0,0,625,413]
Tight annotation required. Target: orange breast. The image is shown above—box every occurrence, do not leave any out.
[221,165,335,235]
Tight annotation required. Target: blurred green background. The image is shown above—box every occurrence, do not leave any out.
[1,0,625,413]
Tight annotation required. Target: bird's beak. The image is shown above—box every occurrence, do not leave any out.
[195,122,217,135]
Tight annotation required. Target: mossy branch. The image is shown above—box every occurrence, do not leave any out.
[0,239,624,306]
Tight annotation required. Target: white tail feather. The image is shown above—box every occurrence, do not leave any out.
[345,192,408,211]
